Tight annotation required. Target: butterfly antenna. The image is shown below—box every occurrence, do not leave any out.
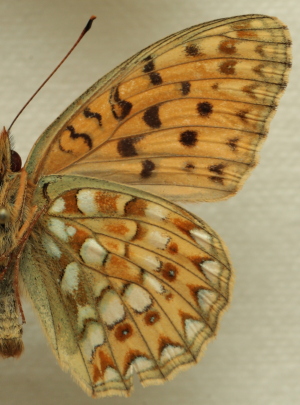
[7,15,97,133]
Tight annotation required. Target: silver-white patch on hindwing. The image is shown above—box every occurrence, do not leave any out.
[99,290,126,328]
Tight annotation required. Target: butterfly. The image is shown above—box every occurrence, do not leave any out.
[0,14,291,398]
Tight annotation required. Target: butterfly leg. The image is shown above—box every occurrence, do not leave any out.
[0,206,44,326]
[10,171,48,324]
[11,256,25,324]
[11,205,48,325]
[16,204,46,244]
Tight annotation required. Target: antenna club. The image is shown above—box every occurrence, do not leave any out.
[84,15,97,34]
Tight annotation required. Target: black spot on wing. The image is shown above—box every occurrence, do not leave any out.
[219,60,237,75]
[209,176,224,184]
[209,164,225,175]
[110,86,132,120]
[143,55,163,85]
[112,85,121,103]
[59,125,93,153]
[117,137,139,157]
[140,160,155,178]
[149,72,163,85]
[83,107,102,126]
[42,182,50,202]
[185,163,195,170]
[197,102,213,117]
[181,81,191,95]
[236,110,248,121]
[185,44,200,56]
[209,164,225,184]
[227,138,239,151]
[143,56,155,73]
[180,130,198,147]
[143,105,162,129]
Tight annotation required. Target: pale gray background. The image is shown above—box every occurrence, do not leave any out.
[0,1,299,404]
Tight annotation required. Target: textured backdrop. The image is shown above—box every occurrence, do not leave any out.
[0,1,298,404]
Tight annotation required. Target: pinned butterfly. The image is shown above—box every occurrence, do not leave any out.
[0,14,291,397]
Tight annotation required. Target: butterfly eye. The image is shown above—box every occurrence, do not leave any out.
[10,150,22,172]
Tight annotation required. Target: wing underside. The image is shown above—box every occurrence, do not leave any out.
[25,14,291,202]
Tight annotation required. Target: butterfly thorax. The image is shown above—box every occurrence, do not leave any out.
[0,130,24,256]
[0,174,23,255]
[0,128,26,358]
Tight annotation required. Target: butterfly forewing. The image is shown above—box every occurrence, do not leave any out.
[25,14,291,202]
[20,175,232,397]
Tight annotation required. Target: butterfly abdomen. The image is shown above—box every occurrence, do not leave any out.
[0,275,23,358]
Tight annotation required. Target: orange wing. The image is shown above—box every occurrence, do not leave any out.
[25,14,291,202]
[22,175,232,397]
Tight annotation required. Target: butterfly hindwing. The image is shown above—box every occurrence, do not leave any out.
[20,175,232,397]
[24,14,291,202]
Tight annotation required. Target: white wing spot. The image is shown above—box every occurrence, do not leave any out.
[80,238,107,266]
[48,218,69,241]
[130,251,161,272]
[143,273,165,294]
[61,262,80,294]
[66,226,76,237]
[99,290,125,327]
[184,319,205,344]
[104,367,122,382]
[124,284,152,313]
[160,345,185,363]
[201,260,222,285]
[42,235,61,258]
[197,289,218,313]
[77,189,98,215]
[49,197,65,213]
[132,356,155,373]
[145,255,161,271]
[147,230,170,250]
[77,305,97,331]
[145,204,168,221]
[92,274,109,297]
[190,228,212,251]
[81,322,105,360]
